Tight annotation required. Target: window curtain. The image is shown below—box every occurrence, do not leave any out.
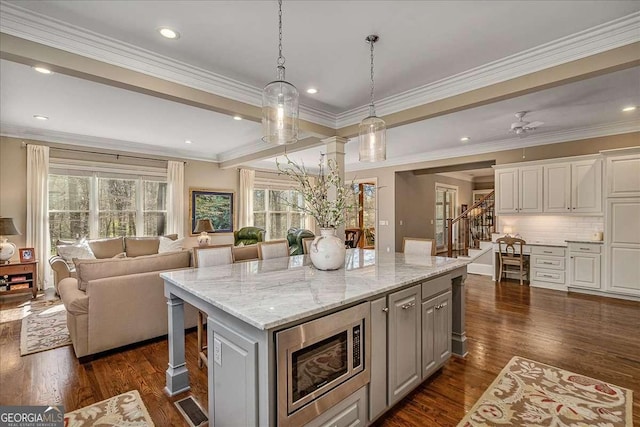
[239,168,255,228]
[26,145,50,290]
[166,161,184,237]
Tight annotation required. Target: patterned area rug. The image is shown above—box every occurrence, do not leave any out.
[65,390,154,427]
[458,356,632,426]
[20,300,72,356]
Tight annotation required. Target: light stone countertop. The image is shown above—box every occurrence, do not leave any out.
[161,249,469,331]
[565,239,604,245]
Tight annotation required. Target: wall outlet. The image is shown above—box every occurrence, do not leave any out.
[430,219,434,225]
[213,338,222,366]
[399,220,403,225]
[386,247,390,252]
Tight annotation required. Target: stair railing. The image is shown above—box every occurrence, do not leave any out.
[447,190,495,258]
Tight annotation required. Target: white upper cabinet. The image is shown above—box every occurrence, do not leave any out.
[499,156,602,215]
[606,153,640,197]
[544,163,571,213]
[496,166,542,214]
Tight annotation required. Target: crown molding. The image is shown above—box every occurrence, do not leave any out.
[346,121,640,172]
[0,123,219,162]
[2,2,638,132]
[336,12,640,128]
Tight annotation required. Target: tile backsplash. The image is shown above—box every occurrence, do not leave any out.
[497,216,604,243]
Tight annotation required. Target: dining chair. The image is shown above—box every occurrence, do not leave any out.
[402,237,436,256]
[302,237,315,255]
[192,244,233,368]
[496,236,528,285]
[258,240,290,260]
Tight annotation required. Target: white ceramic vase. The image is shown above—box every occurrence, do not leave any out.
[309,228,346,271]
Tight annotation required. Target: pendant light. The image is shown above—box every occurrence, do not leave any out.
[359,35,386,162]
[262,0,299,145]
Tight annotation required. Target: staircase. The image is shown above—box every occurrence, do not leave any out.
[446,191,495,276]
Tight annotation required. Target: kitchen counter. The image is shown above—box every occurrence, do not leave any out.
[162,249,468,426]
[493,239,604,247]
[161,249,469,330]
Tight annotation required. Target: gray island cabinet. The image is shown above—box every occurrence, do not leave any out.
[162,249,468,427]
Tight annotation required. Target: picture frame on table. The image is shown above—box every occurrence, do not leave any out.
[19,247,35,263]
[189,188,235,235]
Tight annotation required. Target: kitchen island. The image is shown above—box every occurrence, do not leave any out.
[162,249,468,426]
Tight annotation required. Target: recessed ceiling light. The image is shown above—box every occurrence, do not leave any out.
[306,88,318,94]
[185,140,192,144]
[460,136,470,142]
[622,106,637,112]
[158,27,180,39]
[233,115,243,121]
[33,115,49,120]
[33,67,52,74]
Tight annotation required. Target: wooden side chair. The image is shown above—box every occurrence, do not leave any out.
[403,237,436,256]
[496,236,529,285]
[257,240,290,260]
[192,244,233,368]
[302,237,315,255]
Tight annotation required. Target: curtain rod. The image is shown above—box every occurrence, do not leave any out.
[23,142,187,164]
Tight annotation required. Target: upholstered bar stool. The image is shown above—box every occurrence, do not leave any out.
[403,237,436,256]
[192,244,233,368]
[257,240,290,260]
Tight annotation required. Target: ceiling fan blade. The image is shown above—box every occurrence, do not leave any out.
[525,121,544,128]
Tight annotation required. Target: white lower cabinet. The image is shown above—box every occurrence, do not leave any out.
[530,246,566,291]
[606,198,640,296]
[305,387,367,427]
[568,243,601,289]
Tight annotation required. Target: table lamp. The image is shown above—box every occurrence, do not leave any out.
[503,226,513,237]
[194,219,214,246]
[0,217,21,264]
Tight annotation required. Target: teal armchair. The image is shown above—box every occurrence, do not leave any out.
[287,228,315,255]
[234,227,266,246]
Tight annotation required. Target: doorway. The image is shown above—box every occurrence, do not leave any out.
[435,183,458,252]
[345,180,377,249]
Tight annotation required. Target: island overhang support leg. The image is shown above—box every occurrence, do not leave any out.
[451,271,468,357]
[164,291,190,396]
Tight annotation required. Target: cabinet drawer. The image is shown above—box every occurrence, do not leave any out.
[531,246,565,256]
[568,244,601,254]
[531,268,565,284]
[421,274,451,301]
[306,387,367,427]
[531,255,565,270]
[1,264,34,275]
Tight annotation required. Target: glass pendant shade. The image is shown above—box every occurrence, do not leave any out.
[262,70,299,145]
[358,114,386,162]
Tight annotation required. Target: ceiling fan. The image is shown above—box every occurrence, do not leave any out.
[509,111,544,136]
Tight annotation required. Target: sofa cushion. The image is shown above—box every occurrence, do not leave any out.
[89,237,124,259]
[74,250,190,291]
[124,237,160,257]
[56,240,96,266]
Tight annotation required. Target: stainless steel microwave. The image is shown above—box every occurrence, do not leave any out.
[276,302,371,427]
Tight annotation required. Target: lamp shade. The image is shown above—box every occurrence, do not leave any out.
[194,219,215,233]
[262,75,299,145]
[0,218,21,235]
[358,115,386,162]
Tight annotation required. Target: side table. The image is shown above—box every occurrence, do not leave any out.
[0,261,38,298]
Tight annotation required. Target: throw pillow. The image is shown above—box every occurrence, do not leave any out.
[112,252,127,259]
[163,234,179,241]
[89,237,124,259]
[124,237,160,257]
[56,240,95,266]
[159,236,185,253]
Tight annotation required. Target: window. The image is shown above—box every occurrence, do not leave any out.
[48,172,167,248]
[253,187,306,240]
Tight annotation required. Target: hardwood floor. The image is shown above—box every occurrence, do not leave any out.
[1,275,638,426]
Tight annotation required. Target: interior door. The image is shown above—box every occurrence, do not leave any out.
[435,185,457,251]
[346,182,376,249]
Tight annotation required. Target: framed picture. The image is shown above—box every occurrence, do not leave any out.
[189,188,235,235]
[19,247,35,263]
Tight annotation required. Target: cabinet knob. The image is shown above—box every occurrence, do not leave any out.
[382,307,389,313]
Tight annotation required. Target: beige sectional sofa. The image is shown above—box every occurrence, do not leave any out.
[57,250,198,359]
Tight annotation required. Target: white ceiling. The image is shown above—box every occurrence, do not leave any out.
[0,1,639,170]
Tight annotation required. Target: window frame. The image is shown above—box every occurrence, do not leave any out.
[253,181,307,240]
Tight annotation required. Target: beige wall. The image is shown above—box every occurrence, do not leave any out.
[0,137,27,258]
[395,173,472,251]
